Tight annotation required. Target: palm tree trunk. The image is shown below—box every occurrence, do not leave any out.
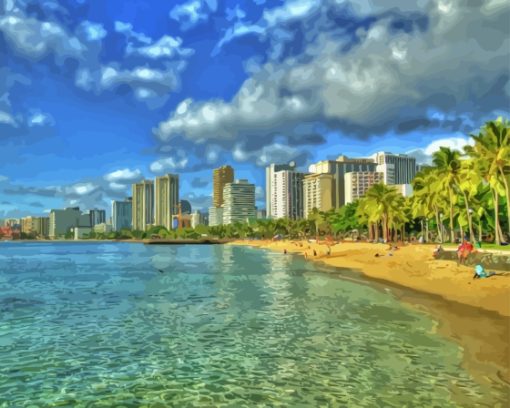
[492,188,502,245]
[498,167,510,235]
[478,222,482,243]
[434,208,443,243]
[461,191,475,243]
[448,188,455,242]
[382,217,388,242]
[425,219,429,243]
[375,222,380,242]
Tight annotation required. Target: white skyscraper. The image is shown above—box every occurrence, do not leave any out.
[265,162,296,218]
[372,152,416,185]
[271,170,305,220]
[223,180,256,225]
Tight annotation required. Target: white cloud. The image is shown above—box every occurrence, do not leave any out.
[0,110,17,126]
[68,183,98,196]
[108,182,129,191]
[150,157,189,173]
[104,168,142,182]
[0,12,85,61]
[157,0,510,157]
[126,35,194,59]
[27,112,54,127]
[114,21,151,44]
[78,21,107,42]
[407,135,475,164]
[170,0,217,30]
[0,175,8,183]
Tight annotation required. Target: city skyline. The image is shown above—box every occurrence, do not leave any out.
[1,0,509,219]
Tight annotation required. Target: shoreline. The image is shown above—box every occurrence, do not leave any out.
[230,239,510,389]
[230,239,510,317]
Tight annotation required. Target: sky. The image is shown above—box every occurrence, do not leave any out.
[0,0,509,218]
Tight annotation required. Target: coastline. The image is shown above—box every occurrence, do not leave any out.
[229,239,510,317]
[230,239,510,388]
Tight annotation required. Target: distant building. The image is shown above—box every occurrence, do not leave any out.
[112,198,132,231]
[21,216,49,238]
[88,209,106,227]
[223,179,256,225]
[265,162,296,219]
[93,223,112,234]
[271,169,305,220]
[171,214,192,229]
[256,209,266,219]
[208,207,223,227]
[49,207,81,238]
[393,184,414,197]
[79,213,92,227]
[309,155,377,208]
[372,152,416,185]
[303,173,335,216]
[344,171,384,204]
[180,200,192,214]
[190,211,201,228]
[74,227,92,240]
[155,174,179,230]
[132,180,154,231]
[213,165,234,208]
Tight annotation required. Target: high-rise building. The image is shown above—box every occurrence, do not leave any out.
[208,207,223,227]
[213,165,234,208]
[112,198,132,231]
[49,207,81,238]
[372,152,416,185]
[344,171,384,204]
[392,184,414,197]
[190,211,202,228]
[132,180,154,231]
[88,209,106,227]
[34,217,49,238]
[308,155,377,207]
[21,217,34,235]
[265,162,296,219]
[222,180,256,225]
[271,170,305,219]
[155,174,179,230]
[303,173,335,216]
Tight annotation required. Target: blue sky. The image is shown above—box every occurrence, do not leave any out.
[0,0,509,218]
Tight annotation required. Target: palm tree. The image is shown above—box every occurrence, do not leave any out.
[467,118,510,240]
[432,147,463,242]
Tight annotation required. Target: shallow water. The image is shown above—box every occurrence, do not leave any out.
[0,242,507,407]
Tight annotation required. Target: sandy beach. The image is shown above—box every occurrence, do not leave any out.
[231,240,510,318]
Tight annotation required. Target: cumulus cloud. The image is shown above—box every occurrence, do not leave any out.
[114,21,152,44]
[407,135,475,164]
[170,0,218,30]
[150,156,189,173]
[0,7,86,61]
[157,0,510,162]
[27,112,55,127]
[126,35,194,59]
[78,21,107,42]
[104,168,143,183]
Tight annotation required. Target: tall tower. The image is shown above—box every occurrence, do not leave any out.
[132,180,154,231]
[265,162,296,219]
[213,165,234,208]
[155,174,179,230]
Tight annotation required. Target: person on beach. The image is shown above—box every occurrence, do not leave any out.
[457,240,474,264]
[304,252,308,259]
[284,249,287,255]
[433,245,443,258]
[313,249,317,257]
[473,264,496,279]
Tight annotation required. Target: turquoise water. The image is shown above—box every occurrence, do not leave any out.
[0,242,506,407]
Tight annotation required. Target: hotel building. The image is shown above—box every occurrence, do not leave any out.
[155,174,179,230]
[344,171,384,204]
[112,198,132,231]
[49,207,82,238]
[372,152,416,185]
[271,170,305,220]
[308,155,377,208]
[265,162,296,219]
[303,173,335,216]
[132,180,154,231]
[223,180,256,225]
[213,165,234,208]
